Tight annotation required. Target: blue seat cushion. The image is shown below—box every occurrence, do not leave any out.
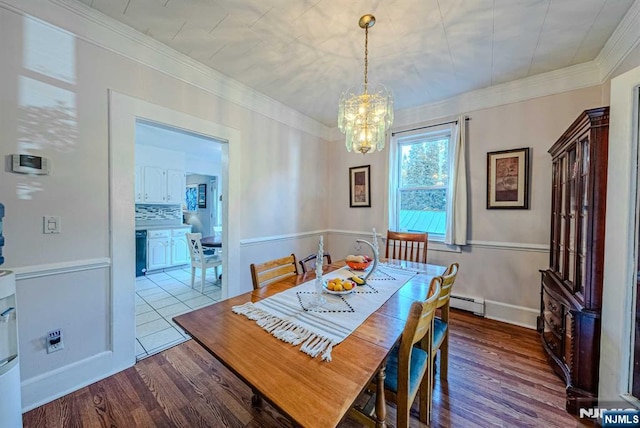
[384,345,429,397]
[433,318,448,348]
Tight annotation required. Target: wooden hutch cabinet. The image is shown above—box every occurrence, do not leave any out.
[538,107,609,414]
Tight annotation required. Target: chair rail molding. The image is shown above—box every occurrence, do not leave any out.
[11,258,111,280]
[239,230,328,246]
[241,230,548,254]
[467,240,549,253]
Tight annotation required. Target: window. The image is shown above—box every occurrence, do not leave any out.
[390,126,454,241]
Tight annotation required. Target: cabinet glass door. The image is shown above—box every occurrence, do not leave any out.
[577,137,590,296]
[567,146,577,288]
[558,156,567,278]
[551,161,562,271]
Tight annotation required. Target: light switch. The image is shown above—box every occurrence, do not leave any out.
[43,216,61,234]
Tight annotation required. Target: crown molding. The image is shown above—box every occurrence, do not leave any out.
[392,61,602,129]
[596,0,640,80]
[0,0,332,140]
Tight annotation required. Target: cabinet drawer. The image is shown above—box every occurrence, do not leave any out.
[545,312,563,337]
[543,326,561,357]
[543,291,562,319]
[172,228,191,237]
[148,230,170,239]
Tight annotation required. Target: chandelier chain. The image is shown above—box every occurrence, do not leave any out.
[364,26,369,91]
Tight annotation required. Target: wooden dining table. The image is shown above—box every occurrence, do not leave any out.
[200,235,221,248]
[173,259,446,428]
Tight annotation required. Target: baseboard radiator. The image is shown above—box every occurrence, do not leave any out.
[450,294,485,316]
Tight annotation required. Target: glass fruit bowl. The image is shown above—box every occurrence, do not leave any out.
[323,279,356,295]
[345,256,372,271]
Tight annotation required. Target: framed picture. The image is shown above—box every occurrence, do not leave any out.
[349,165,371,208]
[487,147,530,209]
[198,183,207,208]
[185,185,198,212]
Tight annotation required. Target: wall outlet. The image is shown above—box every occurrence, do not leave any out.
[46,329,64,353]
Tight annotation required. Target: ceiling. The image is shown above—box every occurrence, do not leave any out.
[78,0,634,127]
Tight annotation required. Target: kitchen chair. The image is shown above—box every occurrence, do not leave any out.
[186,233,222,292]
[351,276,442,427]
[432,262,459,381]
[212,225,223,280]
[385,231,428,263]
[250,254,298,290]
[298,253,332,273]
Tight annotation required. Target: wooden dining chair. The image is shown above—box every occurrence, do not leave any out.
[432,262,459,381]
[298,253,332,273]
[385,230,428,263]
[250,254,298,290]
[186,233,222,292]
[351,276,442,427]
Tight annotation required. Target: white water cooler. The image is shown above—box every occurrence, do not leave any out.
[0,271,22,428]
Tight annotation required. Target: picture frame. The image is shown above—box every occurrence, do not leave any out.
[487,147,530,209]
[198,183,207,208]
[349,165,371,208]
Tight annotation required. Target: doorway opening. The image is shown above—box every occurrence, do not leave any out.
[133,119,226,359]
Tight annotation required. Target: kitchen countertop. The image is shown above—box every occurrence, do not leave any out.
[135,224,192,231]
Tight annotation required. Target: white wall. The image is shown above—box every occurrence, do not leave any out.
[327,86,605,327]
[0,1,330,410]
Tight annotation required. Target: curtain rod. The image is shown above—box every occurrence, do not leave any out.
[391,117,471,136]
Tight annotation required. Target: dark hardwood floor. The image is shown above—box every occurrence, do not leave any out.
[23,310,591,427]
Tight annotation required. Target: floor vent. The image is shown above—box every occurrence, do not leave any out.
[450,294,485,316]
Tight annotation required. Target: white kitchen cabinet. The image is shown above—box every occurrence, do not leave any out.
[147,230,170,271]
[166,169,185,205]
[145,228,191,272]
[142,166,166,203]
[135,166,185,205]
[135,165,143,203]
[171,227,191,266]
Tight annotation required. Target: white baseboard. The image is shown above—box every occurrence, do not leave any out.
[21,351,118,412]
[484,300,538,330]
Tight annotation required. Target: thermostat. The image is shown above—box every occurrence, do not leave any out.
[11,154,49,175]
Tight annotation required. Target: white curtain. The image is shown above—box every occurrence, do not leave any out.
[444,116,468,245]
[388,134,400,231]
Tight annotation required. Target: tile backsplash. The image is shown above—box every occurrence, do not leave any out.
[135,205,182,222]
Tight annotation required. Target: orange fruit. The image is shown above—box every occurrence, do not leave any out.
[326,282,335,290]
[343,281,354,291]
[334,283,344,292]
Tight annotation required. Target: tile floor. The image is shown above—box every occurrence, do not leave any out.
[135,267,223,360]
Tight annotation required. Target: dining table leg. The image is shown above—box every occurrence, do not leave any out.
[375,365,387,428]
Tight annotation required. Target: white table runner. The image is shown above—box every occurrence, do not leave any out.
[232,265,415,361]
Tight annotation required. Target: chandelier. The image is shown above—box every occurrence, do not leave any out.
[338,14,394,154]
